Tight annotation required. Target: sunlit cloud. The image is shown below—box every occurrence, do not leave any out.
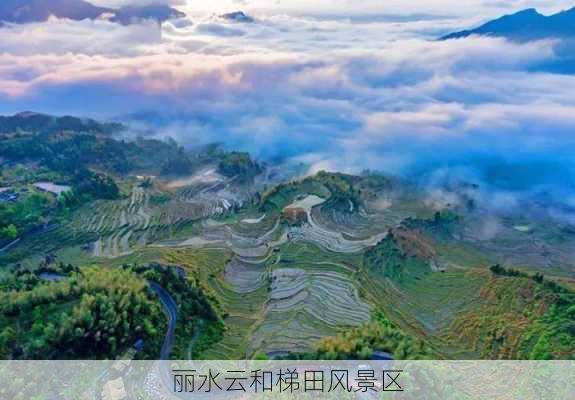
[1,1,575,197]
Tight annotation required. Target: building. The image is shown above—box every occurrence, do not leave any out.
[282,207,308,226]
[101,377,127,400]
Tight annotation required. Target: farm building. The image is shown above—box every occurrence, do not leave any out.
[282,207,308,226]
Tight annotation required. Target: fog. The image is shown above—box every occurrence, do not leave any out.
[1,1,575,212]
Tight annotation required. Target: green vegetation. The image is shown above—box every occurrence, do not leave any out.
[312,312,432,360]
[260,171,393,213]
[0,192,51,242]
[364,232,430,284]
[0,259,226,360]
[0,128,188,177]
[0,112,123,136]
[447,268,575,359]
[159,248,269,360]
[74,170,120,200]
[218,151,263,181]
[1,113,574,362]
[130,263,222,359]
[0,265,165,359]
[447,264,575,359]
[404,210,460,240]
[160,148,195,176]
[260,179,327,212]
[361,229,574,359]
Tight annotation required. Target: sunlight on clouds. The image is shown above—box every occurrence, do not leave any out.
[1,0,575,191]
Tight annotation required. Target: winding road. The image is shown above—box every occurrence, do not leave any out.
[149,282,178,360]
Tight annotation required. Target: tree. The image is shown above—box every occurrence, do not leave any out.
[490,264,505,275]
[1,224,18,240]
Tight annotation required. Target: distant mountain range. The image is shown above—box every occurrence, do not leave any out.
[220,11,254,23]
[0,112,123,135]
[442,7,575,41]
[0,0,185,26]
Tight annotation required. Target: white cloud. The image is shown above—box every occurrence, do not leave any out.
[94,0,185,7]
[1,1,575,196]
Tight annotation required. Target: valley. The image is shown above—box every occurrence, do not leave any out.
[0,113,573,361]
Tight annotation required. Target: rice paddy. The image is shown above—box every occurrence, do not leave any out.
[3,171,573,361]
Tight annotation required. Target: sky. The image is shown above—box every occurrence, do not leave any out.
[1,0,575,201]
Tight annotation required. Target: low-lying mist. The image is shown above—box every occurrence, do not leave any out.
[2,4,575,225]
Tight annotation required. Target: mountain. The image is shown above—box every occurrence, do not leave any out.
[111,4,186,25]
[442,7,575,41]
[0,112,123,135]
[0,0,109,24]
[220,11,254,23]
[0,0,185,26]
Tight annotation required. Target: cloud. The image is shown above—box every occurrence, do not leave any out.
[1,3,575,204]
[0,18,162,57]
[196,23,246,37]
[94,0,185,6]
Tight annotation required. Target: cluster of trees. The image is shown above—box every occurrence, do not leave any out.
[127,263,222,359]
[290,312,432,360]
[0,262,77,292]
[403,210,460,241]
[73,169,120,200]
[0,120,181,238]
[312,171,393,211]
[0,123,194,178]
[0,193,51,242]
[364,235,404,278]
[259,172,354,212]
[217,151,263,181]
[1,116,268,203]
[0,266,165,359]
[530,294,575,359]
[0,175,119,245]
[0,113,122,136]
[160,148,195,176]
[260,171,392,214]
[489,264,570,293]
[363,233,431,284]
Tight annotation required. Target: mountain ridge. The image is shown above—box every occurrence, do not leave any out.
[442,6,575,41]
[0,0,185,26]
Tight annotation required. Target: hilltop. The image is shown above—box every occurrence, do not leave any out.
[0,113,573,361]
[0,0,185,26]
[442,7,575,41]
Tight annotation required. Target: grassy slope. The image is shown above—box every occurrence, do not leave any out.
[360,231,575,359]
[448,271,574,359]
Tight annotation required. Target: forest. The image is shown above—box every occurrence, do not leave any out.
[0,264,165,359]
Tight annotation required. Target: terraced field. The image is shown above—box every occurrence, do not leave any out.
[3,170,573,361]
[73,179,246,258]
[459,213,575,274]
[250,265,371,355]
[148,192,382,359]
[79,187,153,258]
[187,239,373,358]
[311,198,410,239]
